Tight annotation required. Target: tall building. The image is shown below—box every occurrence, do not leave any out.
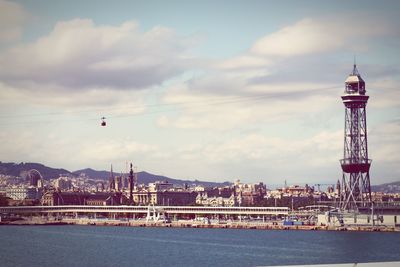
[115,176,122,192]
[339,64,372,211]
[109,164,115,191]
[53,177,72,190]
[28,169,43,188]
[6,186,42,200]
[129,163,134,204]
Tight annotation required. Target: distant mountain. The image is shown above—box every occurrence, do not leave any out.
[0,161,230,188]
[73,168,109,180]
[73,168,230,187]
[371,181,400,193]
[136,171,231,187]
[0,161,71,180]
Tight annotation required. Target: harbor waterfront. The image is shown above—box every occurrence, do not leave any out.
[0,225,399,267]
[1,205,399,232]
[1,1,400,267]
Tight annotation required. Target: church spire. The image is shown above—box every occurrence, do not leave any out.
[109,164,115,191]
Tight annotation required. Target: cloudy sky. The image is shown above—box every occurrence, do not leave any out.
[0,0,399,186]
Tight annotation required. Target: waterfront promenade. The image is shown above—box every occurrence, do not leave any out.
[1,207,399,232]
[1,205,399,232]
[3,217,399,232]
[0,205,289,221]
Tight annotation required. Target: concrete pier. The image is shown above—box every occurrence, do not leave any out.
[2,217,399,232]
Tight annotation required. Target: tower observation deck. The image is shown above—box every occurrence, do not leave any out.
[340,64,372,211]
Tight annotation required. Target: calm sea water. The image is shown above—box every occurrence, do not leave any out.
[0,225,399,267]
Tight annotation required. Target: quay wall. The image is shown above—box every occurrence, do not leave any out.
[2,217,399,232]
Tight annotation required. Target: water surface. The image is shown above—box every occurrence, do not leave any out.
[0,225,399,267]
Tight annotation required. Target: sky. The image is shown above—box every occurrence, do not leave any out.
[0,0,399,186]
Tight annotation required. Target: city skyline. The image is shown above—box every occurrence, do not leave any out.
[0,0,399,184]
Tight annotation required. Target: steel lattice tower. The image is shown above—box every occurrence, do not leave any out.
[339,64,372,211]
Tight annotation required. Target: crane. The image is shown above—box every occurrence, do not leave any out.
[314,183,334,192]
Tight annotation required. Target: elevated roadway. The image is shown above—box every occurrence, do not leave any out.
[0,205,289,217]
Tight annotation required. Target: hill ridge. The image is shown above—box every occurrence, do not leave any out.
[0,161,230,188]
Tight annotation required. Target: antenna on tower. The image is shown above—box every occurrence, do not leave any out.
[352,55,359,76]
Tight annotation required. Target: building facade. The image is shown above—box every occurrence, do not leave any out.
[6,186,42,201]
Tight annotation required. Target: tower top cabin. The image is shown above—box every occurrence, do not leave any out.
[344,64,366,95]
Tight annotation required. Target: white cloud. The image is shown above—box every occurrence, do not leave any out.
[198,131,342,166]
[156,115,170,128]
[148,11,399,182]
[80,139,157,161]
[369,121,400,164]
[368,78,400,108]
[181,123,400,184]
[0,0,29,43]
[251,16,396,57]
[217,55,272,71]
[0,128,160,172]
[0,12,398,184]
[155,14,398,134]
[151,130,344,182]
[159,80,337,131]
[0,19,196,89]
[0,81,148,120]
[252,18,341,56]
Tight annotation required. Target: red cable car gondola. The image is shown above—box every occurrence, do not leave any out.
[101,117,106,126]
